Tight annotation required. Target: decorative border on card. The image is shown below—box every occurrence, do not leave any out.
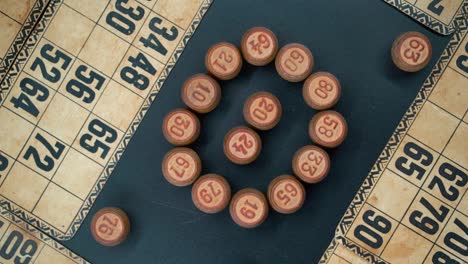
[0,207,89,263]
[0,0,213,240]
[382,0,465,35]
[319,4,467,263]
[0,0,51,99]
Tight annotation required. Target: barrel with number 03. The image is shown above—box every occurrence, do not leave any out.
[230,188,268,228]
[91,207,130,247]
[192,174,231,214]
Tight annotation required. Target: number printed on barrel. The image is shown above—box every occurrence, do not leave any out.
[199,181,222,205]
[241,27,278,66]
[205,42,242,80]
[232,134,254,156]
[282,48,306,73]
[0,0,210,238]
[400,36,430,65]
[249,33,271,56]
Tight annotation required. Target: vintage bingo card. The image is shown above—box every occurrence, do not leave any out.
[320,8,467,264]
[382,0,465,35]
[0,0,213,240]
[0,207,87,264]
[0,0,50,85]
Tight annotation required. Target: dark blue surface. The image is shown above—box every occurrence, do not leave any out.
[63,0,449,263]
